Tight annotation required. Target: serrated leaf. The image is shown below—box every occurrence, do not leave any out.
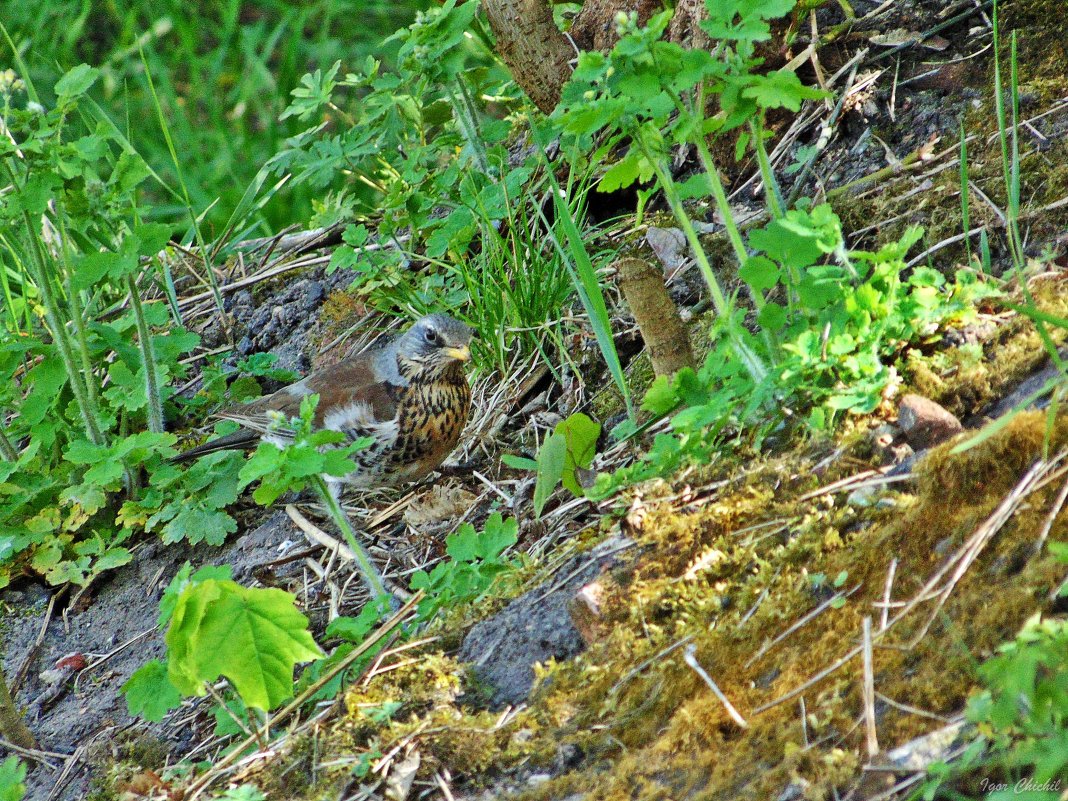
[166,579,323,711]
[162,506,237,546]
[599,152,641,193]
[123,660,182,722]
[55,64,99,99]
[476,513,518,560]
[742,69,826,111]
[642,373,681,415]
[94,547,132,572]
[739,255,780,293]
[158,563,232,628]
[445,523,479,561]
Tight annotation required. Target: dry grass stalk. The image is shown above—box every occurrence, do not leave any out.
[745,584,861,668]
[862,616,878,758]
[1035,469,1068,553]
[879,558,898,631]
[757,452,1063,715]
[683,644,748,729]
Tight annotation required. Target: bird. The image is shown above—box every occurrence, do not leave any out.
[174,313,474,495]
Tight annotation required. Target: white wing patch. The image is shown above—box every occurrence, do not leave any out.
[322,400,400,487]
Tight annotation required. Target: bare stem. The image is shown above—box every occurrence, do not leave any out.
[312,475,389,601]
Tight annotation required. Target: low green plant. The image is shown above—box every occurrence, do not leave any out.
[2,0,427,233]
[536,146,634,418]
[594,212,993,496]
[409,512,520,620]
[504,412,601,518]
[123,562,323,722]
[0,63,240,587]
[270,0,521,257]
[918,610,1068,800]
[125,511,522,725]
[947,2,1068,459]
[555,0,826,381]
[230,393,389,599]
[0,756,25,801]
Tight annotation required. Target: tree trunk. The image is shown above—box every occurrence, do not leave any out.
[482,0,576,114]
[570,0,709,52]
[616,257,695,378]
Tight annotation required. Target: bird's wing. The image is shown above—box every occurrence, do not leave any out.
[216,351,400,439]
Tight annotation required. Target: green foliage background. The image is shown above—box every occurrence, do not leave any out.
[0,0,430,234]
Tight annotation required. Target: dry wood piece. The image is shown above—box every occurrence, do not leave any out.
[616,256,695,378]
[569,580,607,644]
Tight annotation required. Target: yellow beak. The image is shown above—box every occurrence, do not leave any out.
[443,344,471,362]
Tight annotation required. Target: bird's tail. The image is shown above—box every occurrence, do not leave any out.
[170,429,259,463]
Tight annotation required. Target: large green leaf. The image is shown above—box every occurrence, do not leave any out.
[166,579,323,711]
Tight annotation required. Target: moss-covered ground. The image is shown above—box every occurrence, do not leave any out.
[227,263,1068,801]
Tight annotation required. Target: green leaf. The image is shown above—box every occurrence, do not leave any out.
[94,547,132,572]
[166,579,323,711]
[0,756,26,801]
[162,506,237,546]
[642,374,681,415]
[133,222,174,257]
[475,513,518,560]
[501,454,538,471]
[556,413,601,496]
[742,69,826,111]
[158,563,232,628]
[599,152,641,192]
[757,302,787,331]
[325,601,385,643]
[676,172,714,200]
[533,432,568,517]
[54,64,99,99]
[739,255,780,293]
[123,660,182,722]
[445,523,480,561]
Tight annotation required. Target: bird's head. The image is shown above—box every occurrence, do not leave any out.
[395,313,474,376]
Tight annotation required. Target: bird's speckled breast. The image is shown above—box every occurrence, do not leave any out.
[387,367,471,482]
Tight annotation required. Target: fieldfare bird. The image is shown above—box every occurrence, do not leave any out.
[175,313,474,496]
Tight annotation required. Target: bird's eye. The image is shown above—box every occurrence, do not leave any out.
[424,328,439,345]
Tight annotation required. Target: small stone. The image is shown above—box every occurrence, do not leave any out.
[568,581,606,645]
[644,227,687,273]
[847,485,879,508]
[897,394,962,450]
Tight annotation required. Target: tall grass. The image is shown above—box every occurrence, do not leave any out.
[953,0,1068,456]
[1,0,429,234]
